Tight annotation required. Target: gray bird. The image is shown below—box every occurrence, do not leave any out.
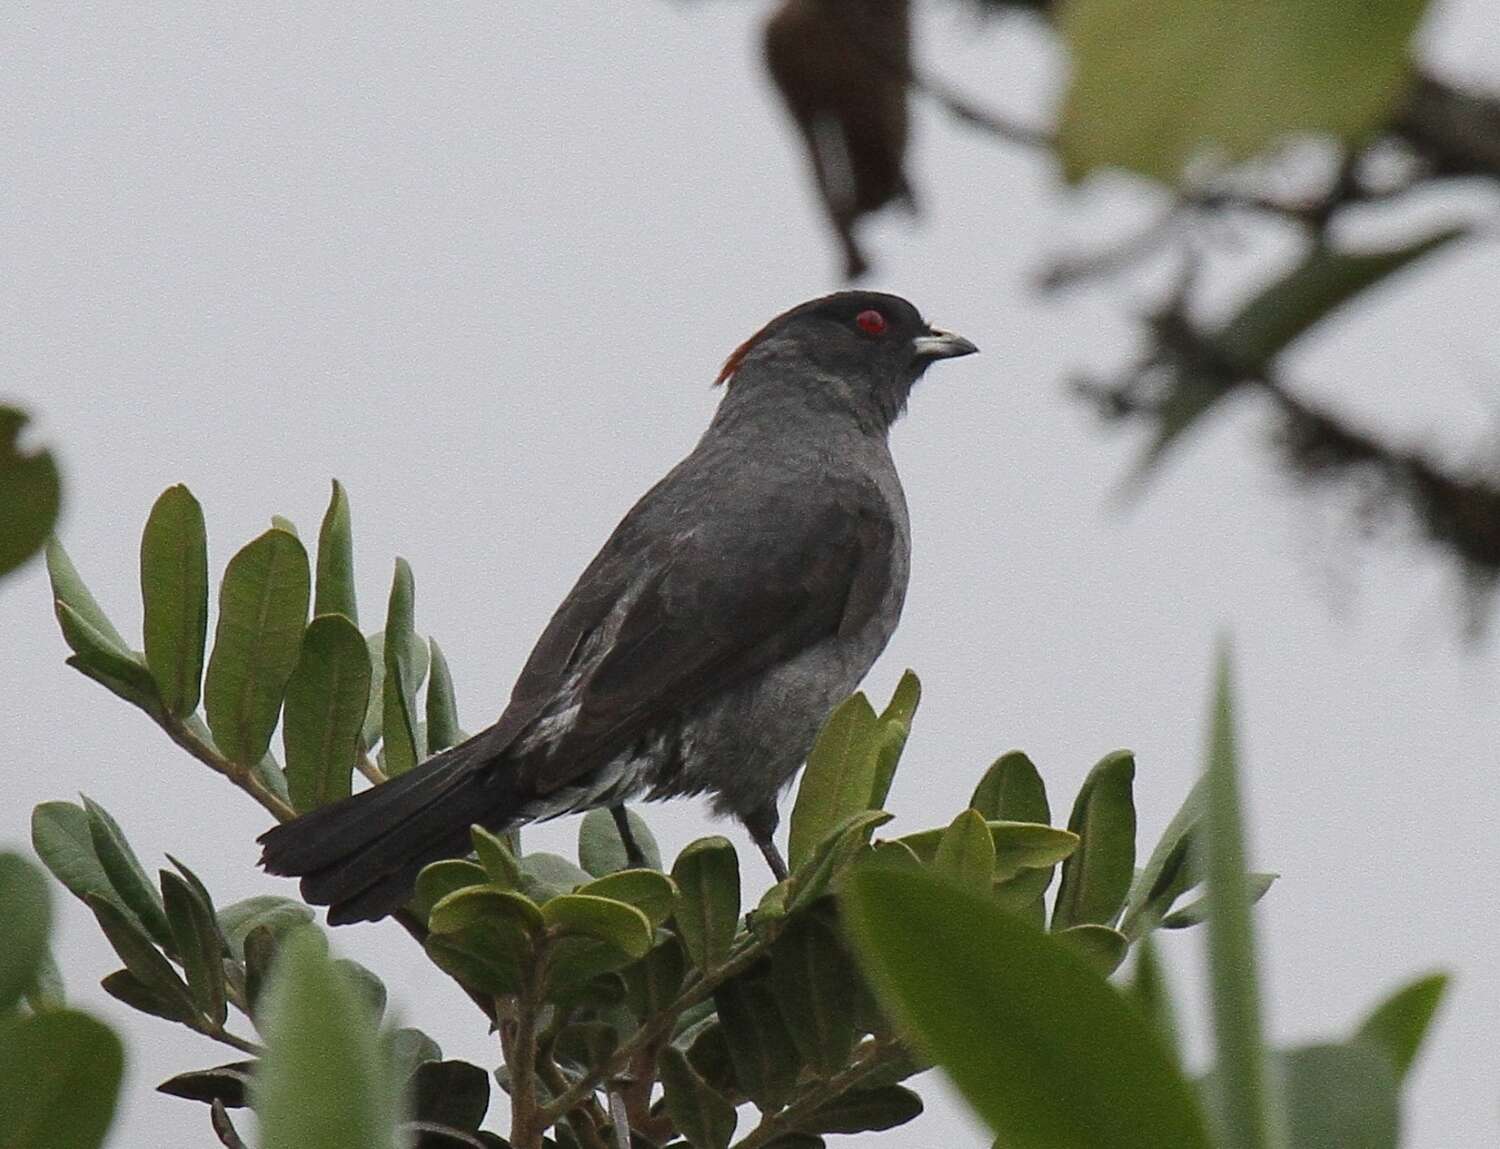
[258,290,976,923]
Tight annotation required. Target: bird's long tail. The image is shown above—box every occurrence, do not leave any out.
[257,737,521,925]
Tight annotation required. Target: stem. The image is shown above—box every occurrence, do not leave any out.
[160,714,296,822]
[355,745,386,786]
[204,1024,265,1058]
[507,944,549,1149]
[728,1038,898,1149]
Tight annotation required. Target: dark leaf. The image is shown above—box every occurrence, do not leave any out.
[161,870,227,1026]
[412,1059,490,1130]
[87,894,199,1024]
[157,1061,256,1108]
[658,1046,737,1149]
[0,407,61,578]
[771,913,856,1075]
[796,1084,922,1135]
[714,968,801,1111]
[622,933,687,1020]
[211,1099,250,1149]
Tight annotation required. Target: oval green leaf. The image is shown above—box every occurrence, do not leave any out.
[672,835,741,971]
[426,638,462,753]
[282,614,372,813]
[1052,750,1137,931]
[970,751,1050,825]
[541,893,653,959]
[429,886,544,937]
[0,407,61,579]
[413,858,491,919]
[578,806,661,875]
[788,692,880,871]
[576,869,678,928]
[139,484,209,716]
[933,809,995,891]
[0,1010,123,1149]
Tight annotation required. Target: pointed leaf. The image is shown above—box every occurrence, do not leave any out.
[46,539,129,652]
[672,836,741,971]
[86,894,199,1024]
[471,826,522,889]
[427,639,462,753]
[659,1046,737,1149]
[788,693,880,871]
[381,558,424,775]
[138,484,209,716]
[82,795,173,949]
[161,870,227,1026]
[283,613,372,812]
[896,821,1076,880]
[933,809,995,891]
[578,807,661,876]
[796,1085,923,1135]
[0,1010,123,1149]
[576,869,678,927]
[878,669,921,729]
[771,913,856,1075]
[254,927,399,1149]
[1052,750,1137,930]
[542,894,653,959]
[314,479,358,624]
[0,854,50,1014]
[157,1061,255,1109]
[843,867,1212,1149]
[788,809,892,910]
[869,671,920,808]
[1056,924,1130,976]
[1161,872,1278,929]
[54,601,161,714]
[1121,775,1206,939]
[1355,972,1449,1081]
[204,528,310,767]
[970,751,1050,825]
[30,802,129,918]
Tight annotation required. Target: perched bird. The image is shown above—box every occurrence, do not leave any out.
[259,291,977,923]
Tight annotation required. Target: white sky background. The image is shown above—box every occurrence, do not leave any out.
[3,3,1498,1146]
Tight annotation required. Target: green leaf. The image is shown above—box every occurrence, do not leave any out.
[380,558,424,775]
[254,928,399,1149]
[896,821,1077,881]
[1129,934,1181,1068]
[878,669,921,728]
[844,867,1212,1149]
[714,968,801,1110]
[429,887,544,938]
[0,854,51,1014]
[426,638,463,753]
[578,807,661,875]
[771,913,856,1075]
[86,894,199,1024]
[217,895,314,960]
[542,894,654,959]
[1120,777,1205,940]
[1277,1042,1398,1149]
[1058,0,1430,182]
[138,484,209,716]
[314,479,358,624]
[933,809,996,891]
[471,826,522,889]
[1201,648,1278,1149]
[0,407,62,579]
[1219,229,1466,372]
[1355,972,1449,1081]
[0,1010,123,1149]
[992,864,1055,919]
[335,958,387,1023]
[413,858,491,919]
[1052,750,1137,931]
[970,751,1050,825]
[424,919,530,998]
[24,950,65,1013]
[797,1084,923,1135]
[788,693,880,871]
[622,933,687,1019]
[362,631,386,747]
[161,870,227,1027]
[659,1045,737,1149]
[869,671,921,808]
[576,870,678,928]
[1056,924,1130,976]
[242,926,278,1016]
[270,514,299,537]
[386,1027,444,1083]
[204,528,310,767]
[282,614,372,813]
[788,809,893,910]
[517,852,592,901]
[54,601,161,715]
[46,539,129,652]
[30,802,130,919]
[671,836,741,972]
[1160,872,1278,929]
[81,795,173,950]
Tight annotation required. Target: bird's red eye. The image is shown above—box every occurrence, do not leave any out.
[856,309,887,336]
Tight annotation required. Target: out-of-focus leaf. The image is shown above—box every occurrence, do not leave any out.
[659,1045,737,1149]
[314,479,358,625]
[411,1059,490,1130]
[161,870,227,1027]
[1160,872,1278,929]
[896,821,1077,881]
[335,958,387,1024]
[426,639,462,753]
[771,913,856,1075]
[1056,924,1130,976]
[796,1084,923,1135]
[714,968,801,1111]
[517,853,592,902]
[0,1009,123,1149]
[381,558,424,776]
[932,809,996,891]
[843,866,1212,1149]
[82,795,173,950]
[578,807,661,876]
[1278,1042,1399,1149]
[576,870,677,928]
[254,927,398,1149]
[1052,750,1136,931]
[788,693,880,871]
[86,894,198,1024]
[970,751,1050,825]
[243,926,277,1017]
[672,836,741,972]
[217,895,315,960]
[1201,648,1277,1149]
[204,528,310,767]
[1058,0,1430,183]
[0,854,50,1014]
[139,484,209,716]
[0,407,61,578]
[1355,972,1449,1081]
[542,895,654,960]
[1219,229,1465,372]
[1129,934,1180,1068]
[283,614,372,813]
[157,1061,255,1108]
[23,950,65,1013]
[470,827,521,890]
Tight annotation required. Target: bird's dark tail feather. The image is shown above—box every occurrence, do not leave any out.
[258,739,521,925]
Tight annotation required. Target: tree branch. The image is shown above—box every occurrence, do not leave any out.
[728,1037,900,1149]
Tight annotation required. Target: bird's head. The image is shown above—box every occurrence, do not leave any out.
[714,291,977,430]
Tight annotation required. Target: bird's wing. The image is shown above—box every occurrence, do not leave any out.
[499,490,897,793]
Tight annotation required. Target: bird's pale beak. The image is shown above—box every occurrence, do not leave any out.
[911,328,978,360]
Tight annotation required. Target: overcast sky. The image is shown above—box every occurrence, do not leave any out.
[3,3,1497,1146]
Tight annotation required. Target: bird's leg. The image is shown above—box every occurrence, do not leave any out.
[610,804,649,869]
[743,803,790,883]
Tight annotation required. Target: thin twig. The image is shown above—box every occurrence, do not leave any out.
[728,1037,900,1149]
[202,1023,265,1058]
[159,714,296,822]
[507,944,549,1149]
